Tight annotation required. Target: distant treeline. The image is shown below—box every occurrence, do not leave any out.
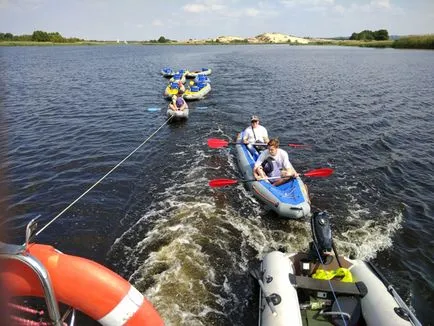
[147,36,176,43]
[0,32,177,44]
[0,31,83,43]
[350,29,389,41]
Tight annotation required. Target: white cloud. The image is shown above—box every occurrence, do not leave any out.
[183,3,207,13]
[306,6,327,12]
[2,0,45,10]
[309,0,334,4]
[328,0,397,15]
[152,19,163,27]
[182,1,225,13]
[210,4,225,11]
[181,1,275,20]
[370,0,390,9]
[333,5,345,14]
[246,8,260,17]
[0,0,8,9]
[280,0,296,7]
[280,0,334,7]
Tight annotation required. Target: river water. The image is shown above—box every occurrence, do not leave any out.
[1,45,433,325]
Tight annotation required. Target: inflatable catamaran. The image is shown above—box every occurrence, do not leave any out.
[253,211,421,326]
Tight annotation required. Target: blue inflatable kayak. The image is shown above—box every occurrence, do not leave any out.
[235,133,310,219]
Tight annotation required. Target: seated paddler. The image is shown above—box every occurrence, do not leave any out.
[242,115,269,156]
[253,138,299,186]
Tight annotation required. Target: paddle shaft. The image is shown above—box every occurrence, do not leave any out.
[242,175,296,183]
[207,138,310,149]
[231,140,308,147]
[148,106,207,112]
[231,141,308,148]
[208,168,334,188]
[237,169,331,182]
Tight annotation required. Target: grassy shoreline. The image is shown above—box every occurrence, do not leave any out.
[1,35,433,49]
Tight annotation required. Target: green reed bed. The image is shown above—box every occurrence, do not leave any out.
[392,35,434,49]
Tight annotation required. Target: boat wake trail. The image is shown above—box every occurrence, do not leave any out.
[105,128,405,325]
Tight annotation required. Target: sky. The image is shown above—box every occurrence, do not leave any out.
[1,0,433,41]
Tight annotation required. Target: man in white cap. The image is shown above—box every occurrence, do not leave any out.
[243,115,269,155]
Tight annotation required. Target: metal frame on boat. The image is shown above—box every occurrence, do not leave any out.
[1,218,163,326]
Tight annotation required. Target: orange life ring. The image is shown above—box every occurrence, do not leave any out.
[2,244,163,326]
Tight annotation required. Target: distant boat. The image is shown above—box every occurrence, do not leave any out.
[124,40,128,44]
[161,67,175,78]
[183,82,211,101]
[186,68,212,78]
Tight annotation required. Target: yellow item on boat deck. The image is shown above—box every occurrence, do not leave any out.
[312,267,353,282]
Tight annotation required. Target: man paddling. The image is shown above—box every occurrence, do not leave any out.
[243,115,269,156]
[253,138,299,186]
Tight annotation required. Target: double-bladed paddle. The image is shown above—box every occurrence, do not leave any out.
[209,168,334,188]
[207,138,310,149]
[148,106,208,112]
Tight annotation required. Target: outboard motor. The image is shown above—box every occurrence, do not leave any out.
[311,211,332,252]
[309,211,333,264]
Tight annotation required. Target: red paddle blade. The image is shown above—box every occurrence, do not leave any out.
[209,179,239,187]
[303,168,334,178]
[207,138,229,149]
[288,143,311,149]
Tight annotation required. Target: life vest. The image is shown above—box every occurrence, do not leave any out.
[312,267,353,283]
[176,97,184,107]
[2,244,164,326]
